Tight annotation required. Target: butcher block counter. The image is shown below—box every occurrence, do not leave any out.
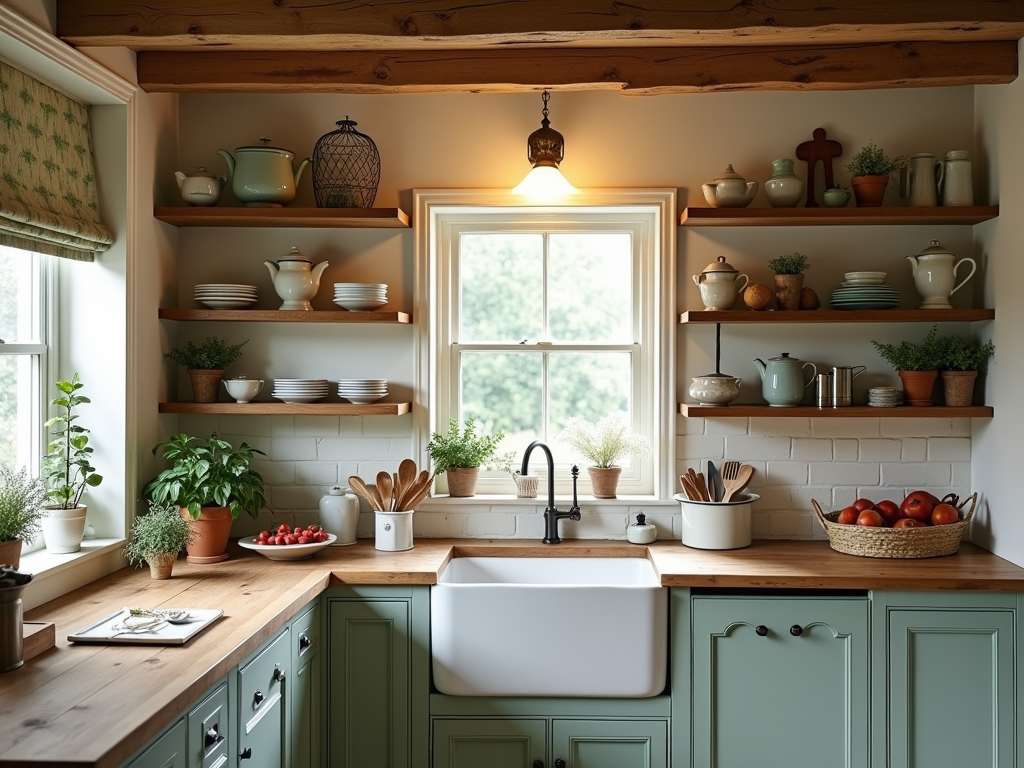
[2,538,1024,768]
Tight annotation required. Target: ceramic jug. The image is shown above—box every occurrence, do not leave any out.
[906,239,977,309]
[692,256,749,310]
[764,158,804,207]
[702,165,758,208]
[174,167,226,206]
[265,246,329,310]
[217,139,310,207]
[754,353,817,407]
[319,486,359,546]
[900,153,943,207]
[939,150,974,206]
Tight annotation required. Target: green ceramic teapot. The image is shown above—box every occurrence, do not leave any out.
[217,138,310,207]
[754,352,817,407]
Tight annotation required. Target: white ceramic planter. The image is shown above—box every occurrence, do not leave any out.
[673,494,758,550]
[41,506,87,553]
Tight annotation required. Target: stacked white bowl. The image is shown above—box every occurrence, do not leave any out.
[337,379,388,404]
[334,283,388,312]
[272,378,329,403]
[830,271,898,310]
[194,283,258,309]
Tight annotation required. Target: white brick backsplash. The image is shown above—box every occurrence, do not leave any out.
[832,487,857,509]
[809,462,879,486]
[833,439,858,461]
[220,415,272,436]
[858,439,903,462]
[293,510,321,530]
[677,434,725,459]
[768,511,815,538]
[881,462,951,486]
[271,485,322,510]
[704,418,748,436]
[792,439,832,461]
[270,437,318,461]
[517,514,547,539]
[879,418,953,438]
[811,419,880,437]
[222,435,272,454]
[928,438,971,462]
[339,416,363,436]
[294,462,340,485]
[271,416,294,435]
[296,415,339,436]
[951,418,971,437]
[638,510,676,539]
[749,417,811,437]
[251,459,295,485]
[364,414,414,437]
[725,435,791,460]
[951,463,972,489]
[231,515,265,538]
[466,513,516,536]
[564,512,628,538]
[413,511,464,537]
[677,415,705,435]
[751,485,791,510]
[900,438,927,462]
[318,437,393,461]
[751,511,771,537]
[766,462,808,486]
[179,414,218,435]
[790,487,833,514]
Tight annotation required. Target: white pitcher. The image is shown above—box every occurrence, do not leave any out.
[265,246,329,310]
[900,153,943,207]
[906,240,977,309]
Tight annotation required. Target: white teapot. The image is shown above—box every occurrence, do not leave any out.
[265,246,329,310]
[174,167,226,206]
[906,239,977,309]
[692,256,749,310]
[702,165,758,208]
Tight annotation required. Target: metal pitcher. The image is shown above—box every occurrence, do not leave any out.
[832,366,867,407]
[900,153,943,207]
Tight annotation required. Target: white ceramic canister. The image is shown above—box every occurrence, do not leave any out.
[318,486,359,545]
[375,510,414,551]
[673,493,759,550]
[626,512,658,544]
[940,150,974,206]
[692,256,749,310]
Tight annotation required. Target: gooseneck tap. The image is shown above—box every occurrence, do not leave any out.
[521,441,581,545]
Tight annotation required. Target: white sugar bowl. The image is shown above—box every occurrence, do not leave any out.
[692,256,749,311]
[223,377,264,403]
[689,374,742,406]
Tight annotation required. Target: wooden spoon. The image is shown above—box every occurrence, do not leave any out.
[398,470,432,511]
[680,474,701,501]
[721,462,754,503]
[402,474,434,511]
[377,471,394,512]
[348,475,383,511]
[394,459,417,511]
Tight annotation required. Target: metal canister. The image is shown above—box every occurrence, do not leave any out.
[816,373,834,408]
[832,366,867,407]
[0,568,32,673]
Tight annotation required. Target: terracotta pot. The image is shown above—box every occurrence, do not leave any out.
[898,370,938,406]
[773,273,804,311]
[180,506,232,563]
[146,551,178,580]
[851,175,889,207]
[941,370,978,407]
[446,467,480,498]
[0,539,22,570]
[187,369,224,404]
[588,466,622,499]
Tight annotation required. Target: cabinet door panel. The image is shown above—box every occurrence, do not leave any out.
[552,719,667,768]
[126,720,187,768]
[692,597,868,768]
[888,609,1014,768]
[432,719,546,768]
[291,602,321,768]
[238,629,289,768]
[187,681,230,768]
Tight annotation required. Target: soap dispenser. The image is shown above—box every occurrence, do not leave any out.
[626,513,657,544]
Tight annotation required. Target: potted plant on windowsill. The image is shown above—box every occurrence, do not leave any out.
[427,418,505,498]
[165,336,248,404]
[938,335,995,407]
[871,325,943,406]
[0,468,47,569]
[846,142,906,207]
[143,433,267,563]
[41,374,103,553]
[558,413,651,499]
[123,501,197,579]
[767,252,810,311]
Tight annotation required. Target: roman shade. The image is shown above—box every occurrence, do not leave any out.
[0,60,112,261]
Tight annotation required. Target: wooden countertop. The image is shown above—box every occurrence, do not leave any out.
[3,538,1024,768]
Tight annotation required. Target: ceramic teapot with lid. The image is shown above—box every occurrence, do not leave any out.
[174,167,226,206]
[692,256,750,310]
[265,246,329,310]
[702,165,758,208]
[217,139,311,207]
[754,352,817,407]
[906,239,977,309]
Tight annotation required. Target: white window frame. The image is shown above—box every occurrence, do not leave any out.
[414,189,676,501]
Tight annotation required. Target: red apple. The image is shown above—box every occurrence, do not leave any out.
[856,509,885,527]
[931,503,961,526]
[875,500,902,526]
[852,498,875,513]
[894,517,929,529]
[900,490,938,522]
[837,506,859,525]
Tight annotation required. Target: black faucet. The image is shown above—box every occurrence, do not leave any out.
[521,441,581,544]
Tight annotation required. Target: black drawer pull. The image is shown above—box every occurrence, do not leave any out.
[755,625,768,636]
[532,761,543,768]
[274,666,286,682]
[253,690,264,706]
[239,748,252,760]
[204,725,223,748]
[299,634,313,651]
[790,624,804,636]
[555,760,566,768]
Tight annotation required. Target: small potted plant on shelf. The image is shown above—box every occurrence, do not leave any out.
[426,418,505,498]
[558,413,651,499]
[0,468,47,569]
[937,335,995,407]
[41,374,103,554]
[822,183,851,208]
[871,325,943,406]
[846,142,906,207]
[123,501,196,580]
[165,336,248,404]
[767,252,810,311]
[143,433,267,563]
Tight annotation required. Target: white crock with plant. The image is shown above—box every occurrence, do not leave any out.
[41,374,102,554]
[123,501,197,579]
[427,418,505,498]
[0,468,47,569]
[558,413,651,499]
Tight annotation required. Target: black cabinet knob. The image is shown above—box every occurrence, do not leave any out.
[253,689,264,706]
[273,666,286,682]
[239,748,252,760]
[755,625,768,636]
[532,761,544,768]
[790,624,804,636]
[204,725,222,748]
[555,760,566,768]
[299,634,313,650]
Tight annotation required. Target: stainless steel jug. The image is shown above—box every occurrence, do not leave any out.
[816,373,834,408]
[832,366,867,407]
[0,568,32,673]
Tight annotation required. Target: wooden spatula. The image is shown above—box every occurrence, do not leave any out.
[377,471,394,512]
[348,475,382,510]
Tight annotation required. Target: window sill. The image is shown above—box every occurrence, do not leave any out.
[20,538,126,612]
[417,495,680,509]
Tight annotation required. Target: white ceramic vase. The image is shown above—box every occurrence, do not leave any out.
[41,506,88,553]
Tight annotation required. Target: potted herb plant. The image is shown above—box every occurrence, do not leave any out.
[426,418,505,497]
[123,501,196,579]
[871,325,943,406]
[558,413,651,499]
[846,142,906,207]
[143,433,267,563]
[0,468,47,569]
[165,336,248,404]
[767,252,810,311]
[938,335,995,407]
[41,374,103,553]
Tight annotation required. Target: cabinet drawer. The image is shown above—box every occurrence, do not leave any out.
[238,628,289,728]
[188,681,229,768]
[126,719,187,768]
[292,601,320,664]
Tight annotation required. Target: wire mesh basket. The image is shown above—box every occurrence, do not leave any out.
[311,118,380,208]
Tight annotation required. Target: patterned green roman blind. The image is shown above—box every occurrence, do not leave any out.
[0,60,112,261]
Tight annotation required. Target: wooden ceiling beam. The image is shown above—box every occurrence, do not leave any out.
[136,41,1017,94]
[58,1,1024,51]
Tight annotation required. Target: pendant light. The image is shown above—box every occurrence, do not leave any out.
[511,90,577,201]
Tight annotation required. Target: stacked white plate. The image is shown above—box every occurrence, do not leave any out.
[842,271,887,287]
[337,379,388,404]
[867,386,902,407]
[334,283,388,312]
[830,284,899,310]
[272,378,329,404]
[194,284,258,310]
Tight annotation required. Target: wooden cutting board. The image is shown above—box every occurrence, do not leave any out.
[23,621,55,661]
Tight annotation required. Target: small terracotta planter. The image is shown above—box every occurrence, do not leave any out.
[446,467,480,498]
[181,506,233,563]
[851,175,889,207]
[187,368,224,403]
[898,370,938,406]
[588,466,622,499]
[0,538,22,570]
[941,370,978,407]
[146,551,178,580]
[773,273,804,311]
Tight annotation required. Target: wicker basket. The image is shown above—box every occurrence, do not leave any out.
[812,493,976,559]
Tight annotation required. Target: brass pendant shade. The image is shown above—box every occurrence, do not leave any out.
[512,90,576,199]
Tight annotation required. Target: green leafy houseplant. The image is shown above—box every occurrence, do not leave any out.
[767,252,810,275]
[846,142,906,178]
[0,467,47,544]
[165,336,248,370]
[427,418,505,474]
[42,373,103,509]
[123,501,196,567]
[558,413,651,469]
[143,433,267,520]
[871,325,943,371]
[938,336,995,372]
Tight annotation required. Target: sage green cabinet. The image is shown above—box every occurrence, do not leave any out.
[186,681,230,768]
[289,602,322,768]
[125,719,187,768]
[432,718,546,768]
[237,627,289,768]
[690,594,869,768]
[551,719,668,768]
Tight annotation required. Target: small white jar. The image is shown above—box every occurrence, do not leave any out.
[626,513,657,544]
[319,486,359,545]
[375,510,414,551]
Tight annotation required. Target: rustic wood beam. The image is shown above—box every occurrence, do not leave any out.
[136,41,1017,94]
[58,1,1024,51]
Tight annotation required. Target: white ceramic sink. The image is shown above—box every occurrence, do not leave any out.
[431,557,668,697]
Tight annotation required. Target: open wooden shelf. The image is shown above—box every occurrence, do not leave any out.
[159,308,411,323]
[680,206,999,227]
[159,402,411,415]
[679,404,993,418]
[680,309,994,324]
[154,206,410,228]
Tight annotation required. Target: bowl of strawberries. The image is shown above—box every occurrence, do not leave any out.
[239,523,336,560]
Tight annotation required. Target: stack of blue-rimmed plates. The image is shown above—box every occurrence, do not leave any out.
[830,285,900,310]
